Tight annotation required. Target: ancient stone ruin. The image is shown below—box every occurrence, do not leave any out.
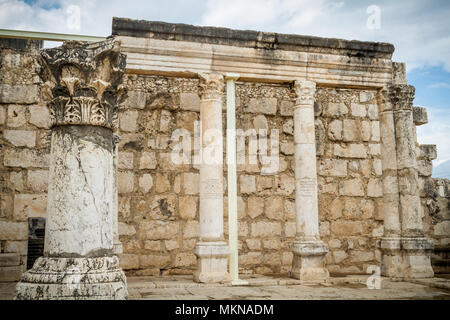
[0,17,449,299]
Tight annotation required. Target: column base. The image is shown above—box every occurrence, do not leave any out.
[290,240,329,282]
[194,241,230,283]
[14,256,128,300]
[381,237,434,279]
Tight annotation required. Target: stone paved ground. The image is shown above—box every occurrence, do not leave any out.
[1,275,450,300]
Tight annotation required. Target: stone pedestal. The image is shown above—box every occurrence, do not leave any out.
[380,85,434,279]
[290,80,329,282]
[14,40,128,299]
[193,73,230,283]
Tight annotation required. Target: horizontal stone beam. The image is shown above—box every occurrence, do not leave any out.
[419,144,437,160]
[413,106,428,126]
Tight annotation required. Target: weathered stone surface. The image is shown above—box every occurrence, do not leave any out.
[180,92,200,111]
[3,130,36,148]
[251,222,281,237]
[360,92,375,103]
[280,100,293,116]
[140,254,171,268]
[0,221,27,240]
[334,144,367,158]
[265,196,284,220]
[120,110,139,132]
[0,105,5,124]
[0,84,39,104]
[118,222,136,236]
[245,98,277,115]
[434,221,450,236]
[118,152,134,169]
[331,221,363,236]
[0,266,22,282]
[179,196,198,220]
[182,173,199,195]
[419,144,437,160]
[119,254,139,270]
[367,104,378,120]
[413,106,428,125]
[325,103,348,117]
[319,159,347,177]
[349,250,374,262]
[328,120,342,141]
[13,194,47,221]
[139,152,157,169]
[26,170,49,192]
[4,241,28,255]
[124,91,146,109]
[343,119,358,142]
[29,105,50,129]
[183,221,199,239]
[174,253,196,267]
[240,174,256,194]
[350,103,366,117]
[247,197,264,219]
[339,178,365,196]
[6,105,26,128]
[118,171,135,193]
[4,149,49,168]
[138,220,179,240]
[282,119,293,135]
[367,179,383,197]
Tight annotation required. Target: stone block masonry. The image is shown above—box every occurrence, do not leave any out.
[1,19,448,287]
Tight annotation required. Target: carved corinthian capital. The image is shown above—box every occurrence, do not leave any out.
[388,84,415,111]
[198,73,225,100]
[40,39,127,129]
[293,80,316,107]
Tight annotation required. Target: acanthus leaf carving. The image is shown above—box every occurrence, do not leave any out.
[294,80,316,107]
[40,39,126,129]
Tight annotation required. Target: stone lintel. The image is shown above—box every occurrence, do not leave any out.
[413,106,428,126]
[112,17,394,58]
[419,144,437,160]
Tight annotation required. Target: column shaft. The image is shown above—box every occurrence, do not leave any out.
[194,73,230,283]
[380,84,434,279]
[14,40,128,300]
[290,80,328,282]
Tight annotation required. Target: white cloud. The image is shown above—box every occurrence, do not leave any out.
[1,0,450,72]
[428,82,450,89]
[200,0,450,73]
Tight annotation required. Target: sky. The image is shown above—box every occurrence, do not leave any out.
[1,0,449,170]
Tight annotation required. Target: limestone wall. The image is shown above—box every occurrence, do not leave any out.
[113,74,384,276]
[0,38,447,277]
[0,39,47,271]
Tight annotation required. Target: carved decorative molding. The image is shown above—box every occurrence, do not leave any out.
[198,73,225,100]
[293,80,316,107]
[389,84,415,111]
[40,39,127,129]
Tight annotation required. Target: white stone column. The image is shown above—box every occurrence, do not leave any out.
[290,80,329,282]
[112,134,123,255]
[389,85,433,279]
[193,73,230,283]
[14,40,128,300]
[379,87,403,277]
